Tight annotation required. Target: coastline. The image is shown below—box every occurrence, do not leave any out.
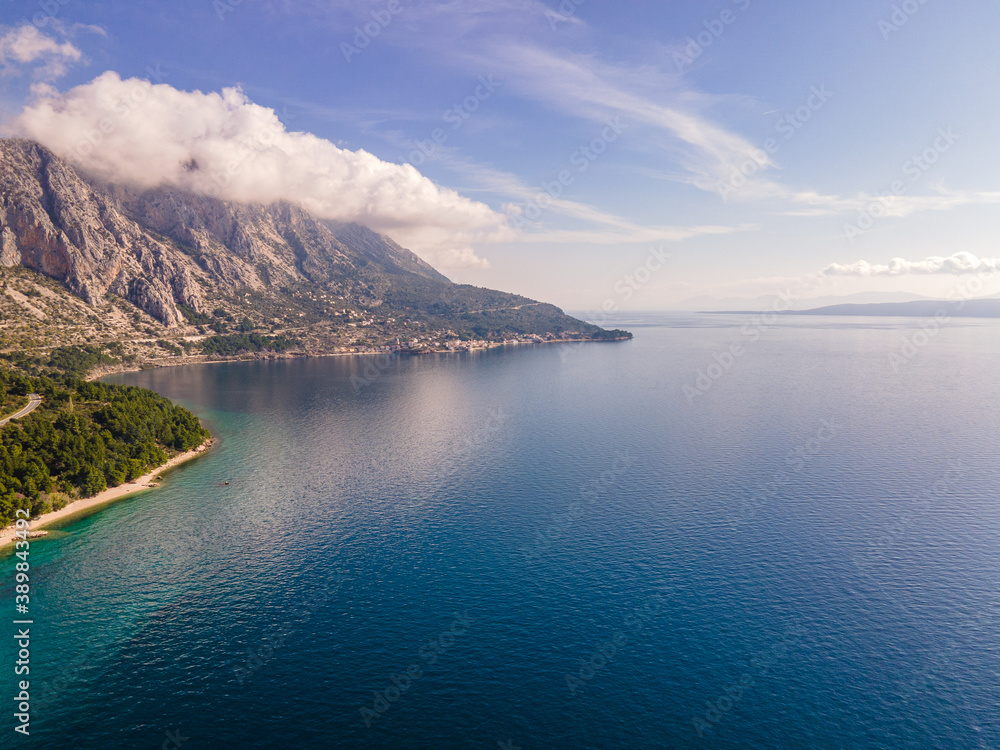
[85,336,631,381]
[16,338,624,541]
[0,436,214,549]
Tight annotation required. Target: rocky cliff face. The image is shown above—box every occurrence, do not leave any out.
[0,138,451,327]
[1,140,193,325]
[0,138,615,350]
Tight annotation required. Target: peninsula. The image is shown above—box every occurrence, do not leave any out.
[0,363,210,536]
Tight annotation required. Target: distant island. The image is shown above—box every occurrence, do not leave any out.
[787,298,1000,318]
[700,297,1000,319]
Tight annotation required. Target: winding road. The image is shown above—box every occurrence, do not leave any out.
[0,393,41,427]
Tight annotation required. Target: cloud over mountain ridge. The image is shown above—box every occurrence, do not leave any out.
[7,71,511,269]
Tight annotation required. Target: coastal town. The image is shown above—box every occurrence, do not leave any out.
[334,330,594,356]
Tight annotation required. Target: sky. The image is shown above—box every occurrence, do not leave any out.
[1,0,999,310]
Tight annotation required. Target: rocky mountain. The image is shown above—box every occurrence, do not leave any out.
[0,138,627,363]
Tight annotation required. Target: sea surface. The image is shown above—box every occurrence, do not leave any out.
[3,313,1000,748]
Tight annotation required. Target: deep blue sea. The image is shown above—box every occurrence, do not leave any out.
[3,313,1000,748]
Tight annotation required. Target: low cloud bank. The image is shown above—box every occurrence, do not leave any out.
[823,252,1000,277]
[8,72,510,268]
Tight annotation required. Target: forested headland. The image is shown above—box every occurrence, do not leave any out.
[0,361,210,527]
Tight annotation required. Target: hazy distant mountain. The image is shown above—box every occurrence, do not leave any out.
[677,291,931,312]
[792,298,1000,318]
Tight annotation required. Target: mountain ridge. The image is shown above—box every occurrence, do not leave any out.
[790,298,1000,318]
[0,138,629,370]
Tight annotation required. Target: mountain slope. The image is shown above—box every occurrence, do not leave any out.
[0,138,628,366]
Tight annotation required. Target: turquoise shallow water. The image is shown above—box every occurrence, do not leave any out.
[3,313,1000,748]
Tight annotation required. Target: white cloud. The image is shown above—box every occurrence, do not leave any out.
[0,25,82,79]
[823,252,1000,277]
[6,72,512,269]
[775,189,1000,218]
[515,224,753,246]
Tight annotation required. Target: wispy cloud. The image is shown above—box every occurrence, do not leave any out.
[467,41,772,192]
[404,142,752,246]
[774,187,1000,218]
[517,223,753,246]
[277,1,777,196]
[0,25,82,79]
[266,0,995,236]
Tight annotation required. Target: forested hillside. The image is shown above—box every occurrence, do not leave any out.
[0,367,209,526]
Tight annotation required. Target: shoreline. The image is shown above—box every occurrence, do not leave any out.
[86,336,631,381]
[0,436,214,549]
[9,338,628,540]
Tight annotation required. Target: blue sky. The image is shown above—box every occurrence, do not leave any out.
[2,0,999,309]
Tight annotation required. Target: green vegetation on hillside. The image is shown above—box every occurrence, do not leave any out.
[380,281,630,340]
[45,345,119,376]
[178,304,212,326]
[201,333,300,357]
[586,328,633,341]
[0,368,210,526]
